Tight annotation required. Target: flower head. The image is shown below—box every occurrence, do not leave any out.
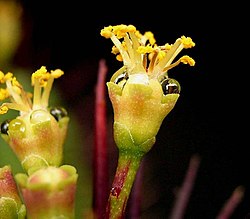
[0,66,69,174]
[101,24,195,153]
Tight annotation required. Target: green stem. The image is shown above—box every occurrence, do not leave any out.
[105,150,144,219]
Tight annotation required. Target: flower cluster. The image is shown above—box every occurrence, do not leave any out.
[0,66,78,219]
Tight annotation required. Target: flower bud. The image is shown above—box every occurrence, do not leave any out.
[107,77,179,153]
[15,165,78,219]
[0,165,26,219]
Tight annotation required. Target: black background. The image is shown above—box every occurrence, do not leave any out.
[4,0,250,218]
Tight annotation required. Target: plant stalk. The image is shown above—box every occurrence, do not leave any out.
[93,59,109,218]
[105,150,143,219]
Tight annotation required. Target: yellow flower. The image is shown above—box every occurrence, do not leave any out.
[101,24,195,152]
[0,66,69,174]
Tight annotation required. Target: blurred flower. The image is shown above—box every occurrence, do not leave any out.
[0,66,69,174]
[101,24,195,152]
[15,165,78,219]
[0,0,23,66]
[0,165,26,219]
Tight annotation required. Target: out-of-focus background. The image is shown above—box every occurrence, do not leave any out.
[0,0,248,218]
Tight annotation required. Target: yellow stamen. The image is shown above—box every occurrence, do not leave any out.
[0,102,29,114]
[6,80,24,106]
[163,55,196,72]
[101,24,195,81]
[0,66,64,116]
[32,77,42,110]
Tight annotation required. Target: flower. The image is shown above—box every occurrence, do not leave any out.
[15,165,78,219]
[0,66,69,174]
[0,165,26,219]
[0,0,23,65]
[100,24,195,153]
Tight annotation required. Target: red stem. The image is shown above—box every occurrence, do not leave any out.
[105,152,143,219]
[169,154,201,219]
[216,186,245,219]
[93,59,109,219]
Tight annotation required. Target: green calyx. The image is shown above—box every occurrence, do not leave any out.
[0,198,26,219]
[15,165,78,190]
[114,121,156,155]
[15,165,78,219]
[108,77,179,151]
[1,110,69,173]
[0,165,26,219]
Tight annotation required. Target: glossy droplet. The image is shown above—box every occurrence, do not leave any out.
[161,78,180,95]
[111,187,121,198]
[9,119,26,134]
[30,109,51,124]
[50,106,68,121]
[0,119,11,135]
[114,71,129,88]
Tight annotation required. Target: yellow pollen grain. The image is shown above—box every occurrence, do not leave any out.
[0,71,4,82]
[137,45,154,54]
[181,36,195,48]
[145,31,156,45]
[111,46,119,55]
[180,55,195,66]
[4,72,13,81]
[164,43,172,50]
[157,51,166,60]
[0,88,9,100]
[116,54,123,62]
[51,69,64,78]
[0,105,8,114]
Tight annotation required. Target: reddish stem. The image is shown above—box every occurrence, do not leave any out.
[170,154,201,219]
[216,186,245,219]
[93,59,109,219]
[105,152,143,219]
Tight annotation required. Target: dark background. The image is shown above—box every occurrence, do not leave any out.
[1,0,249,218]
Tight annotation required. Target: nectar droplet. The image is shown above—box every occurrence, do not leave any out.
[161,78,180,95]
[49,106,68,121]
[0,119,11,135]
[9,119,26,134]
[30,109,51,124]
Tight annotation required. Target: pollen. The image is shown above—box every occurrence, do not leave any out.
[0,66,64,116]
[181,36,195,49]
[180,55,195,66]
[0,105,8,114]
[100,24,196,79]
[51,69,64,78]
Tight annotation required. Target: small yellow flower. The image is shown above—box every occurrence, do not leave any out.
[101,24,196,152]
[0,66,69,174]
